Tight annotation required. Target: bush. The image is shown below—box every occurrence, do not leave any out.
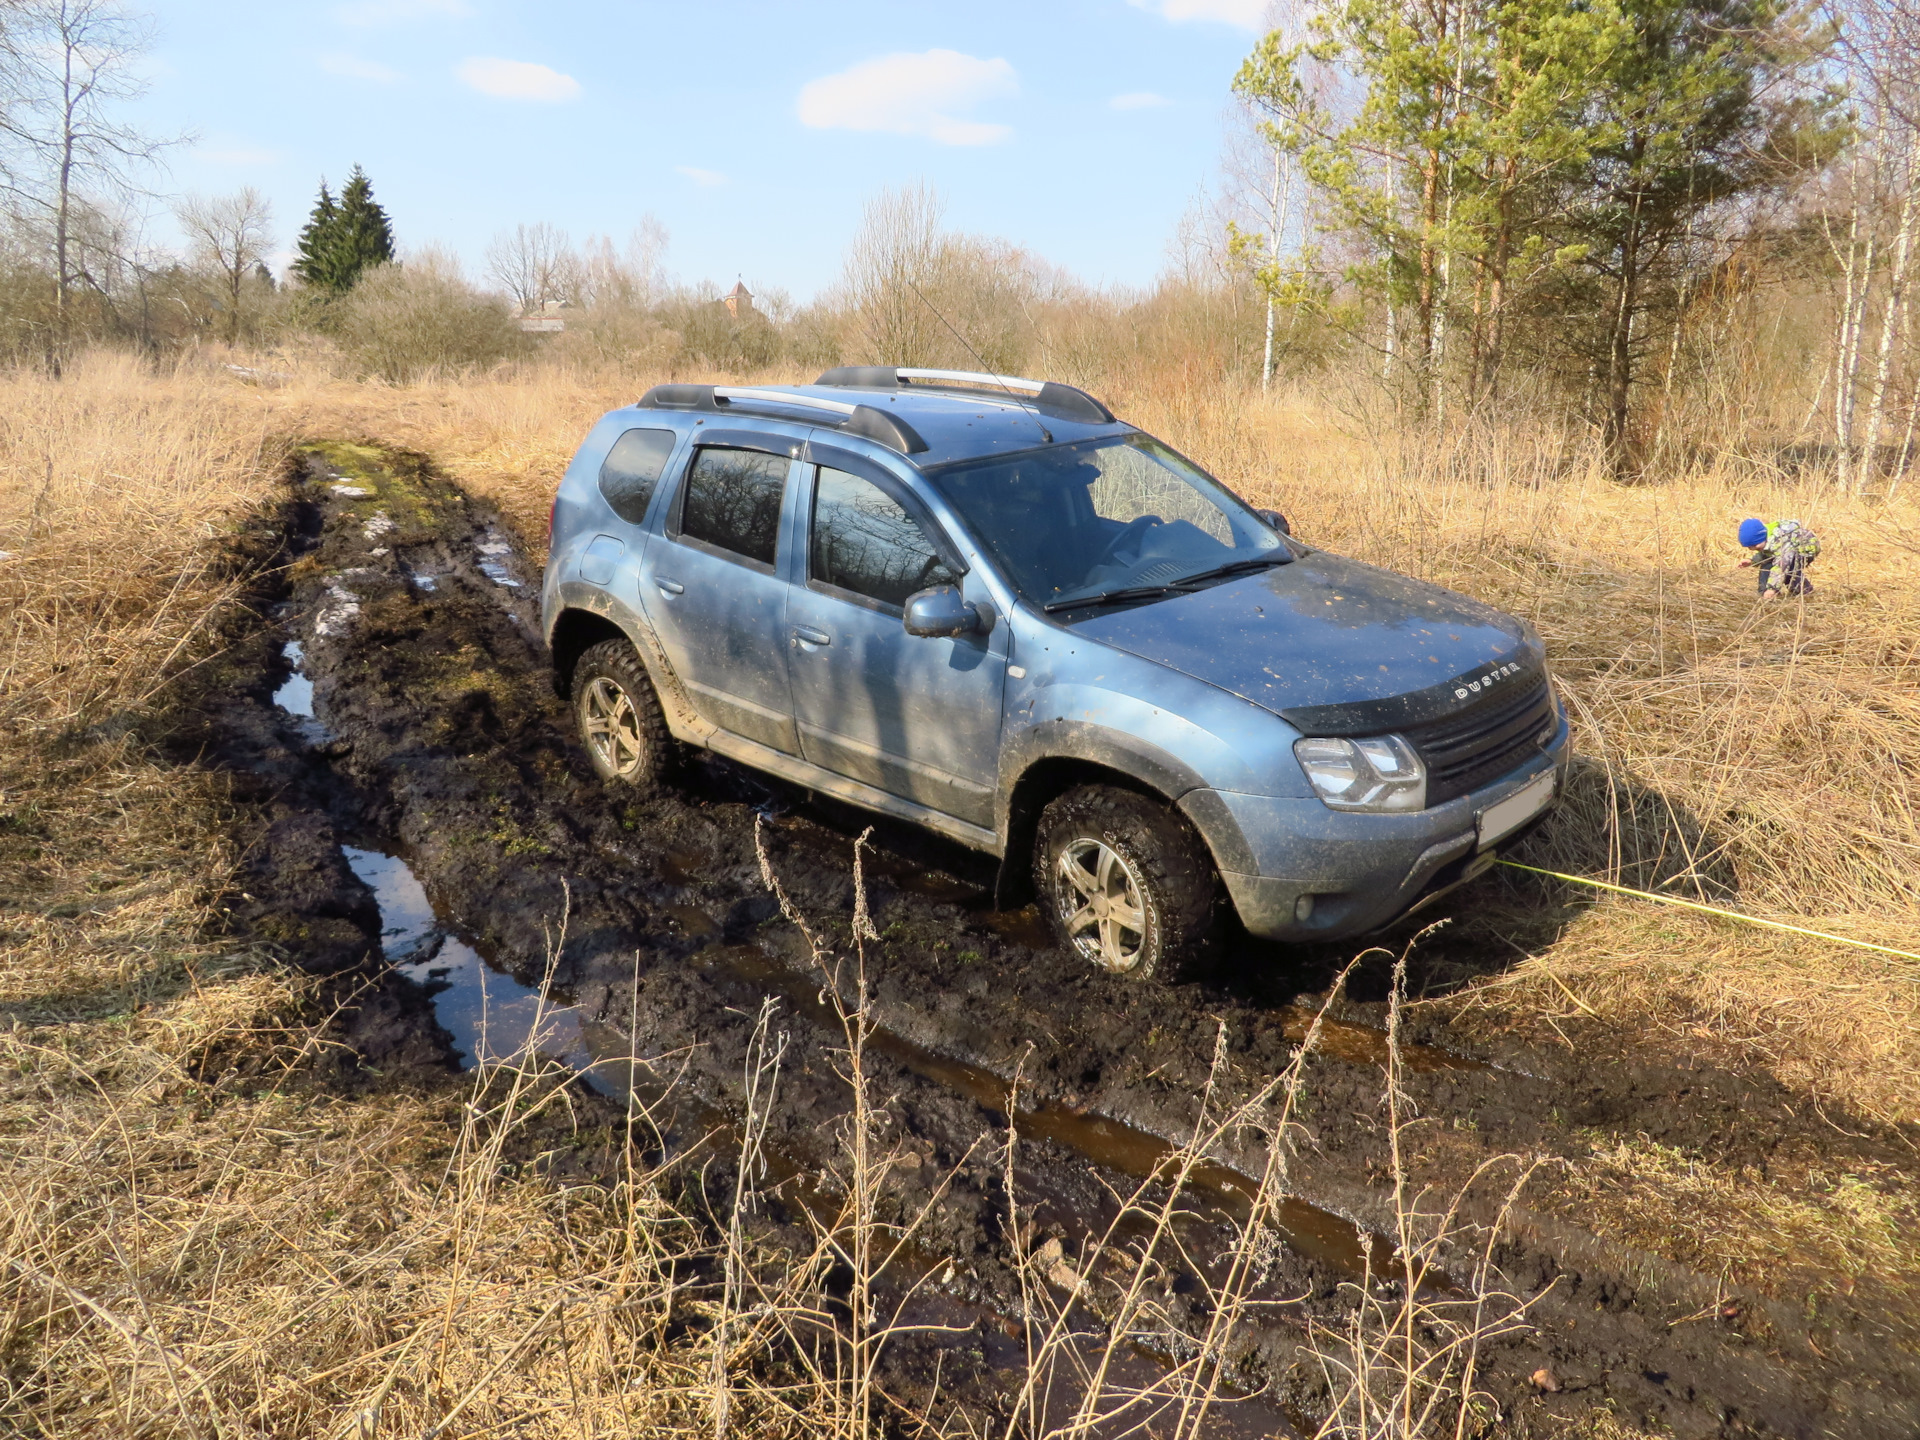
[332,252,524,383]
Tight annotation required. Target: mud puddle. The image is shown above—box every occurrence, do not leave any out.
[749,818,1485,1080]
[705,941,1378,1277]
[251,442,1920,1440]
[343,845,593,1074]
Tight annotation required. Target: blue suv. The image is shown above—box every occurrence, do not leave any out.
[543,368,1570,981]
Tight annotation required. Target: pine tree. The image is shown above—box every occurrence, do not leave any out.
[290,166,396,293]
[291,181,340,291]
[333,165,396,284]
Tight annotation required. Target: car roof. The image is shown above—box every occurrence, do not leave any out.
[620,379,1137,471]
[773,383,1135,468]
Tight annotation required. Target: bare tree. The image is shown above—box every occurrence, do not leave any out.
[574,217,668,309]
[841,182,945,365]
[484,221,577,313]
[175,186,272,345]
[0,0,174,373]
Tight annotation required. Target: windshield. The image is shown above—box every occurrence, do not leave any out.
[923,434,1286,609]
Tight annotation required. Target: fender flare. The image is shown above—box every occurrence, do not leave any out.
[991,719,1259,906]
[548,582,715,746]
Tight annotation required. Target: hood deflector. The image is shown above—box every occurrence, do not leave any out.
[1280,648,1546,736]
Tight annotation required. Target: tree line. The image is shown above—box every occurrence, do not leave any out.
[5,0,1920,491]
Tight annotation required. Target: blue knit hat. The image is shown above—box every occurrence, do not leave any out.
[1738,517,1767,548]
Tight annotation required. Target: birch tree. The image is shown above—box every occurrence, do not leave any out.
[0,0,171,374]
[175,186,273,345]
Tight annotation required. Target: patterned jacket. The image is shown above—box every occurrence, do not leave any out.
[1756,519,1821,588]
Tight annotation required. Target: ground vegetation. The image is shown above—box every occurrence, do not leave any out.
[3,2,1920,1436]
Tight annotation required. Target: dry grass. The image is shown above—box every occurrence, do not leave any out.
[3,347,1918,1436]
[1551,1129,1919,1309]
[1098,374,1920,1122]
[32,345,1903,1120]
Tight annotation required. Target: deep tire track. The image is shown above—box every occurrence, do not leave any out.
[263,444,1919,1439]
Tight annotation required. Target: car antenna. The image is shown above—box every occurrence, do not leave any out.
[904,276,1053,443]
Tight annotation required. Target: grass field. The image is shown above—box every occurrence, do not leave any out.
[1,349,1915,1436]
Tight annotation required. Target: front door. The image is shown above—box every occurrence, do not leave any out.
[639,443,799,754]
[785,450,1008,826]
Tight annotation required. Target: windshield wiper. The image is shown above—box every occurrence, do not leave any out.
[1044,582,1191,613]
[1043,553,1293,614]
[1168,553,1294,587]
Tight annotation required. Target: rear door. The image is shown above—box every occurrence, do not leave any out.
[638,434,801,754]
[784,445,1009,826]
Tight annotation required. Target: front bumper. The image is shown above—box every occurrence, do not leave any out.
[1180,712,1572,943]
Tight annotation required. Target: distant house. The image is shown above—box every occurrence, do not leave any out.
[518,298,566,333]
[721,281,755,320]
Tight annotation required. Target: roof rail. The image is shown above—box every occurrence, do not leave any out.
[814,366,1116,425]
[636,383,927,455]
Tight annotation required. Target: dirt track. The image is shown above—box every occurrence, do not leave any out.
[185,444,1920,1439]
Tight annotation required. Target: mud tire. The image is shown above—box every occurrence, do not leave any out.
[1034,785,1219,983]
[570,639,677,793]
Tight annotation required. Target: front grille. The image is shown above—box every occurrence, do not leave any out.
[1403,678,1554,805]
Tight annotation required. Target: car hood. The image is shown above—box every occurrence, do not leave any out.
[1070,549,1541,728]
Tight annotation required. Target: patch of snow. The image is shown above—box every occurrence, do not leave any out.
[364,511,397,540]
[331,484,372,498]
[475,528,523,587]
[313,582,362,638]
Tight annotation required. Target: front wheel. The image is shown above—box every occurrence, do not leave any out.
[571,639,677,793]
[1034,785,1220,983]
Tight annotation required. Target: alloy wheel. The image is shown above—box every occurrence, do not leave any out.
[1056,838,1149,973]
[580,676,646,778]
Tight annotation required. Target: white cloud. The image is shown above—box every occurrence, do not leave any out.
[675,166,727,188]
[456,57,582,102]
[1129,0,1269,27]
[319,52,403,83]
[798,50,1016,146]
[1110,91,1172,110]
[335,0,470,25]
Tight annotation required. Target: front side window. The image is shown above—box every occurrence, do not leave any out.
[678,447,788,565]
[925,434,1287,611]
[598,428,677,524]
[811,466,960,608]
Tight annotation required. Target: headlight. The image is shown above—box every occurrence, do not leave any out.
[1293,734,1427,812]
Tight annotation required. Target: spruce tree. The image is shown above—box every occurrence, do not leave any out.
[291,181,339,291]
[334,166,396,283]
[291,166,396,293]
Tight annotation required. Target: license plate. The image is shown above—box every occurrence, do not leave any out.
[1478,769,1556,850]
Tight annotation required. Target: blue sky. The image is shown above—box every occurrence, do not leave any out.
[135,0,1271,299]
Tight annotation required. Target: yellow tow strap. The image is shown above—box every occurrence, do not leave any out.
[1494,860,1920,966]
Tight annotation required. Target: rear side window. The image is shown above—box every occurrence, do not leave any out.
[811,467,959,607]
[598,428,677,524]
[679,448,788,565]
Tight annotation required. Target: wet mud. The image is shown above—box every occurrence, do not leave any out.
[177,444,1920,1438]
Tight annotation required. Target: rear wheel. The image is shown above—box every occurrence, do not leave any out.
[571,639,676,793]
[1034,785,1219,983]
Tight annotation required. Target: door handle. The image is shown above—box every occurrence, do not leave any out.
[792,625,831,648]
[654,577,685,596]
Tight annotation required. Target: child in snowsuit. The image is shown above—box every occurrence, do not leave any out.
[1738,517,1820,599]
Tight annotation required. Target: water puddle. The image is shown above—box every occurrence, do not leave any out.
[1276,1005,1487,1075]
[344,845,592,1073]
[339,838,1311,1429]
[705,943,1380,1277]
[272,641,313,717]
[271,639,335,743]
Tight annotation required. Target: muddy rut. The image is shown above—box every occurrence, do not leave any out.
[195,446,1920,1439]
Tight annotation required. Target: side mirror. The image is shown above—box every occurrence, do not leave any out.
[1257,508,1292,536]
[903,584,982,638]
